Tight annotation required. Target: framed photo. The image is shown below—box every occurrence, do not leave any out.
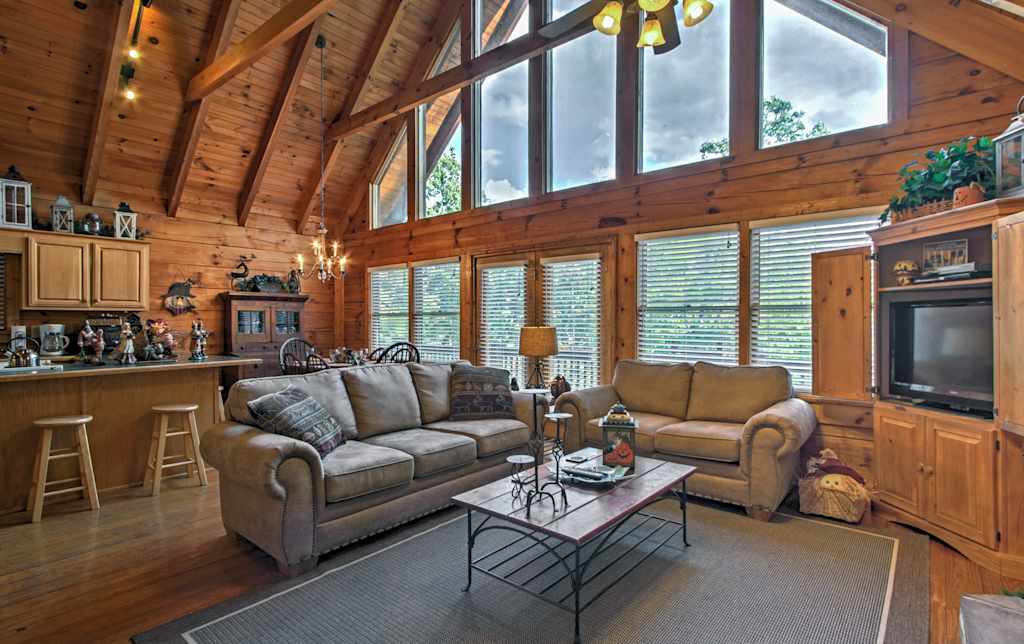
[923,239,968,272]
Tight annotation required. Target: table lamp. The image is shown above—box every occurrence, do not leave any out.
[519,326,558,389]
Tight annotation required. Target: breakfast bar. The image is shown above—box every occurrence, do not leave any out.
[0,356,259,515]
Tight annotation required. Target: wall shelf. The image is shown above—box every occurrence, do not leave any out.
[877,277,992,293]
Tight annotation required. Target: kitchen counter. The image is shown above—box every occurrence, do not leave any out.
[0,355,261,383]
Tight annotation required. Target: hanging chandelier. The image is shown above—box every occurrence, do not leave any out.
[296,34,346,284]
[592,0,714,52]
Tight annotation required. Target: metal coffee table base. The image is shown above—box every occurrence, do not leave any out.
[462,484,690,644]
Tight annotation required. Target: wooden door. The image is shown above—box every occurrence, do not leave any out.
[994,212,1024,435]
[926,418,998,547]
[811,246,872,399]
[25,236,90,309]
[91,240,149,310]
[873,405,926,514]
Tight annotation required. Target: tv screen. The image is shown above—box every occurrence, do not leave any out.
[890,299,993,409]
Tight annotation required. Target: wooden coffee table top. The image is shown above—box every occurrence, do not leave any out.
[452,448,696,545]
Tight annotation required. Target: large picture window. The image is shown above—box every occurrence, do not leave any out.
[369,266,409,349]
[637,227,740,365]
[760,0,888,148]
[412,260,461,362]
[750,213,880,389]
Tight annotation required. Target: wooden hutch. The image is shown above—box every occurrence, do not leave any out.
[220,291,309,383]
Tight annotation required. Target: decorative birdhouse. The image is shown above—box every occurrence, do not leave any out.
[51,195,75,233]
[0,165,32,230]
[995,96,1024,198]
[114,201,137,239]
[600,403,637,473]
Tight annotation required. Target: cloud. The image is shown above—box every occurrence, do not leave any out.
[483,179,527,204]
[481,148,502,168]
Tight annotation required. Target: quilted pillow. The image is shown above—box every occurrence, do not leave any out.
[449,365,516,421]
[246,385,345,457]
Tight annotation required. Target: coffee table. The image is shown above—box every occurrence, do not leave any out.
[452,448,696,643]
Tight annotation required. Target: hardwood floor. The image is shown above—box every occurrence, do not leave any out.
[0,472,1020,644]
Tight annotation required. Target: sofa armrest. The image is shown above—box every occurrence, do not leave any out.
[741,398,817,460]
[512,391,549,430]
[554,385,620,451]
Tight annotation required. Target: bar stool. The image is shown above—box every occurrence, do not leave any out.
[28,415,100,523]
[145,403,208,496]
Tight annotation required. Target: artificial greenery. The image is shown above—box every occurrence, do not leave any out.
[881,137,996,222]
[1004,588,1024,600]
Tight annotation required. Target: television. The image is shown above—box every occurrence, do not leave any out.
[883,290,993,415]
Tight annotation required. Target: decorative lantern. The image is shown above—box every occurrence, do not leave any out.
[995,96,1024,198]
[0,165,32,230]
[114,201,137,239]
[600,403,637,473]
[51,195,75,233]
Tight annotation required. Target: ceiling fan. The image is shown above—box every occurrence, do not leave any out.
[539,0,715,55]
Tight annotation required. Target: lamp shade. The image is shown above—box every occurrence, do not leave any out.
[519,326,559,357]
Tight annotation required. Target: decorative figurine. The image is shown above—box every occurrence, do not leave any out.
[112,320,137,364]
[142,319,177,361]
[189,319,209,361]
[287,268,302,294]
[600,403,637,473]
[549,375,571,398]
[892,259,921,286]
[162,280,198,316]
[113,202,138,240]
[229,255,253,290]
[77,321,106,365]
[51,195,75,233]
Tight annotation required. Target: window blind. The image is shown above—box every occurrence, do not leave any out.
[751,214,880,390]
[413,261,460,362]
[637,228,740,364]
[479,262,527,382]
[369,267,409,350]
[0,255,5,331]
[542,255,602,389]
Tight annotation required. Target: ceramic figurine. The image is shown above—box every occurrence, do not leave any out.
[113,320,137,365]
[143,319,177,360]
[77,321,106,365]
[189,319,209,362]
[892,259,920,286]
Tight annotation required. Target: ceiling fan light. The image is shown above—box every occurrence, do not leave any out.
[637,15,667,48]
[638,0,672,11]
[683,0,714,27]
[593,1,623,36]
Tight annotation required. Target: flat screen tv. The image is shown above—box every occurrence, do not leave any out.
[887,295,993,414]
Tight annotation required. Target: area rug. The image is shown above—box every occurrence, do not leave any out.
[134,500,928,644]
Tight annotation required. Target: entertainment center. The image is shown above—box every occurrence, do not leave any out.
[868,197,1024,576]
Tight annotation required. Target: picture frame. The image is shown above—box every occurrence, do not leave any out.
[922,239,969,272]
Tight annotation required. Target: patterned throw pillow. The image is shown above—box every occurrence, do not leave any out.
[246,385,345,457]
[449,365,516,421]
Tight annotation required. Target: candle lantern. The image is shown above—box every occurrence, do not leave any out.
[995,96,1024,198]
[114,201,138,239]
[0,165,32,230]
[51,195,75,233]
[600,403,637,474]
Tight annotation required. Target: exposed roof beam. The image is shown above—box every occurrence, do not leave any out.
[166,0,241,218]
[82,0,136,206]
[325,9,595,143]
[778,0,886,55]
[238,21,321,227]
[850,0,1024,81]
[186,0,334,103]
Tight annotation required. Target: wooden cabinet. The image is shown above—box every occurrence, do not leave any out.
[221,291,309,382]
[874,406,926,514]
[22,232,149,311]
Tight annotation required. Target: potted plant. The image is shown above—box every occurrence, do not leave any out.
[881,137,996,223]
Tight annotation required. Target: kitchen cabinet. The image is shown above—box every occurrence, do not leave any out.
[91,239,149,309]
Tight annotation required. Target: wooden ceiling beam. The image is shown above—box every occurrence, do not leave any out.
[325,8,595,143]
[186,0,335,103]
[238,21,321,227]
[82,0,136,206]
[166,0,241,218]
[850,0,1024,81]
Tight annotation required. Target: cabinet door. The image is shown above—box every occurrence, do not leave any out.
[926,418,998,548]
[233,306,271,345]
[874,406,926,514]
[812,247,872,399]
[25,236,91,309]
[91,241,149,310]
[271,304,303,342]
[995,213,1024,435]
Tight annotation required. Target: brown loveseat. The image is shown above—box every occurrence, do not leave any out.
[201,362,536,575]
[555,360,817,519]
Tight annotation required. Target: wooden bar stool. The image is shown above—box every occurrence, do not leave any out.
[28,415,100,523]
[145,403,208,496]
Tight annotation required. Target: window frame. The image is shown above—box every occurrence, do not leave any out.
[370,125,411,230]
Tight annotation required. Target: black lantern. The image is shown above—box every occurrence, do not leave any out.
[600,403,637,473]
[995,96,1024,198]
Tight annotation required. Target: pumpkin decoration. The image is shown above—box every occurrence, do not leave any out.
[892,259,920,286]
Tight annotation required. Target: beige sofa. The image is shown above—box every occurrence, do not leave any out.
[555,360,817,519]
[201,362,537,575]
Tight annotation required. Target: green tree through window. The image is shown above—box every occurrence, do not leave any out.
[699,96,831,159]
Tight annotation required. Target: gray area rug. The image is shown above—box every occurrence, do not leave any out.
[135,500,928,644]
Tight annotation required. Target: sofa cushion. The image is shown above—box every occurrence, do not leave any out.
[228,369,357,439]
[449,365,516,420]
[424,419,529,457]
[655,421,744,463]
[686,361,792,424]
[322,441,414,503]
[342,364,422,437]
[408,362,454,424]
[245,385,347,457]
[612,360,694,419]
[363,429,477,478]
[586,411,681,454]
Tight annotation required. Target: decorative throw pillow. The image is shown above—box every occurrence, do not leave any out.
[246,385,345,457]
[449,365,516,421]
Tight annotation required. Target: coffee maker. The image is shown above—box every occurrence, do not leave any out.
[35,324,70,357]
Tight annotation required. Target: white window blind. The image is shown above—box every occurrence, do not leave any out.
[542,255,602,389]
[637,228,740,364]
[0,255,6,331]
[479,262,527,382]
[751,214,880,390]
[413,261,460,362]
[369,267,409,350]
